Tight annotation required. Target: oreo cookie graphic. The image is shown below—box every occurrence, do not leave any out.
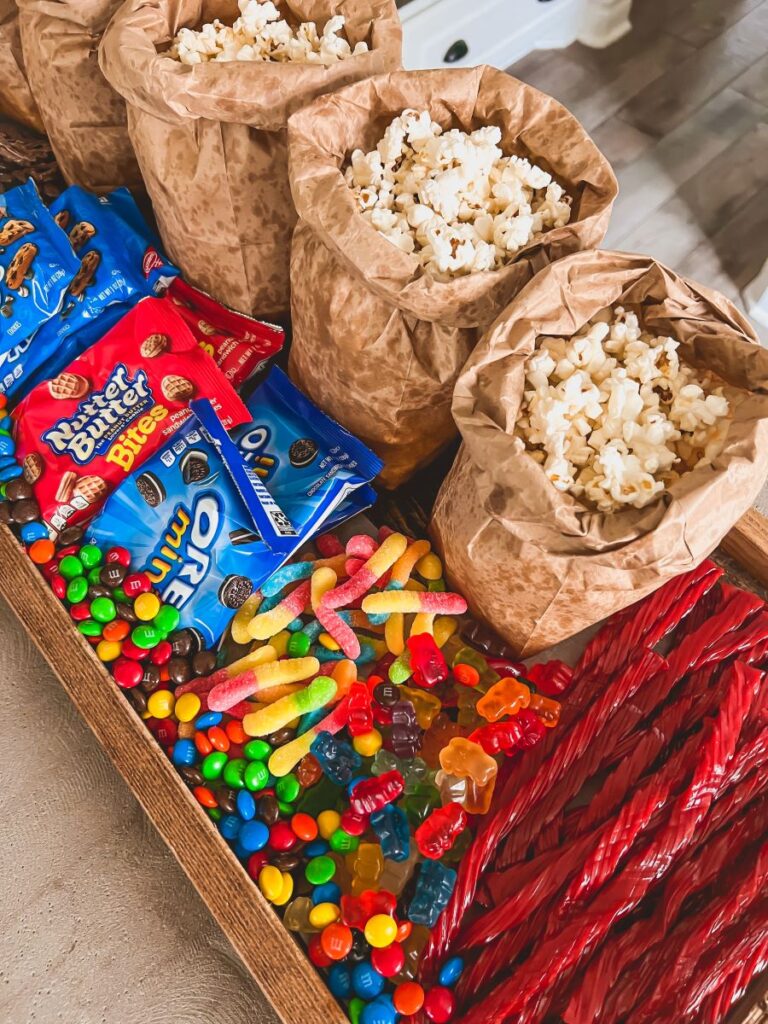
[180,448,210,484]
[289,437,318,468]
[219,574,253,609]
[136,471,165,507]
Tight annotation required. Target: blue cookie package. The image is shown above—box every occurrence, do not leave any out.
[0,179,80,357]
[0,185,178,403]
[88,369,382,646]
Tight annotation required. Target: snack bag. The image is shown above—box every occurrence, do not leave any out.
[0,0,42,132]
[287,66,618,486]
[0,186,179,404]
[233,367,383,533]
[430,251,768,656]
[16,0,142,192]
[88,379,382,645]
[168,278,284,390]
[98,0,402,318]
[0,179,80,354]
[13,296,249,533]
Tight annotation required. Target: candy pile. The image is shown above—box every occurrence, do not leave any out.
[422,561,768,1024]
[20,511,564,1024]
[168,1,369,65]
[517,306,732,511]
[344,109,572,279]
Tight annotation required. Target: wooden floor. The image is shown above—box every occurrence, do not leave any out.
[508,0,768,339]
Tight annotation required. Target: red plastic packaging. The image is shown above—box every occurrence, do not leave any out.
[13,297,248,532]
[168,278,284,389]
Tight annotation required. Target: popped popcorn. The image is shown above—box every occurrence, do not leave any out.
[516,307,731,512]
[344,109,572,280]
[167,1,368,65]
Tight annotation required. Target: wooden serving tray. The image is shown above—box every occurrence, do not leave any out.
[1,510,766,1024]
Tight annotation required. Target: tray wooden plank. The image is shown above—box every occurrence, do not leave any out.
[0,524,346,1024]
[721,508,768,591]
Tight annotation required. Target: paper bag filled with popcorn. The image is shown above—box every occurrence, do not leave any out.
[16,0,142,191]
[287,66,617,487]
[0,0,42,132]
[98,0,402,320]
[431,250,768,657]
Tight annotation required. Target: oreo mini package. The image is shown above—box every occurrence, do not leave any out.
[87,376,382,645]
[13,297,249,534]
[0,186,178,404]
[0,179,80,354]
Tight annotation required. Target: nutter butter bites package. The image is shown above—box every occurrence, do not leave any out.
[12,297,249,534]
[87,378,382,645]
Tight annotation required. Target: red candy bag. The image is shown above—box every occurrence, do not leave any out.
[13,296,249,533]
[168,278,284,390]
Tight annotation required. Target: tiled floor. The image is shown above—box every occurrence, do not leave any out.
[509,0,768,339]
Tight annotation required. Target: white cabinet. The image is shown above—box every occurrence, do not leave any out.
[399,0,627,72]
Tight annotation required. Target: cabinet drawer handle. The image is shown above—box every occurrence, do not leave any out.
[443,39,469,63]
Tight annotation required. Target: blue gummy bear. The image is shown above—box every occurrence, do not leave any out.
[408,860,457,928]
[370,803,410,863]
[310,730,362,785]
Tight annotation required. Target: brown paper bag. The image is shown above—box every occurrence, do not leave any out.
[98,0,402,320]
[287,66,618,488]
[16,0,142,191]
[430,250,768,657]
[0,0,43,132]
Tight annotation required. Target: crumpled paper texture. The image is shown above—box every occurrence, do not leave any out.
[287,65,618,487]
[0,0,42,132]
[99,0,402,319]
[431,250,768,656]
[16,0,142,191]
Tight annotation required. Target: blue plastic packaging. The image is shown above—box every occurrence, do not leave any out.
[88,372,381,645]
[0,179,80,357]
[0,185,177,403]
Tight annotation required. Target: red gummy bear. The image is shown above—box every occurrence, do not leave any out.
[407,633,448,689]
[415,802,468,859]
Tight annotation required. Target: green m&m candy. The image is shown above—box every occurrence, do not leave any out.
[153,604,180,635]
[243,739,271,762]
[329,828,359,854]
[275,774,300,804]
[244,761,270,792]
[66,577,89,604]
[131,624,161,649]
[90,596,116,623]
[222,758,247,789]
[79,544,103,569]
[201,751,228,781]
[78,619,103,638]
[305,855,336,886]
[287,631,311,658]
[59,555,84,580]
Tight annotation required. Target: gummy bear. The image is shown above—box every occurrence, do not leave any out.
[395,924,430,982]
[283,896,317,932]
[517,708,547,749]
[370,802,411,862]
[348,842,384,895]
[528,691,562,728]
[399,685,442,730]
[296,752,323,788]
[310,730,362,785]
[415,802,467,860]
[372,749,430,794]
[347,682,374,737]
[402,781,441,827]
[350,770,405,816]
[476,677,531,722]
[469,718,524,756]
[342,889,397,928]
[526,658,573,697]
[420,713,467,769]
[409,861,457,928]
[439,737,498,814]
[407,633,448,689]
[389,699,421,760]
